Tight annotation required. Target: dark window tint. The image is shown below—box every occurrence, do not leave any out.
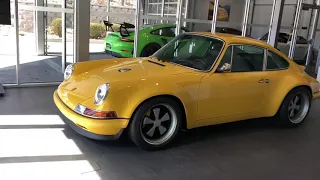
[231,45,264,72]
[218,46,232,69]
[278,33,289,43]
[151,27,177,37]
[260,33,268,41]
[297,36,308,44]
[153,34,224,71]
[267,51,289,70]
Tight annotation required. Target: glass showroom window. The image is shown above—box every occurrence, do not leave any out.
[147,0,179,24]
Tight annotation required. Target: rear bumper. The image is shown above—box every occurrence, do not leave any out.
[53,91,129,140]
[105,42,133,58]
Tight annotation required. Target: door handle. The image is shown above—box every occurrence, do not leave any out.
[258,79,270,83]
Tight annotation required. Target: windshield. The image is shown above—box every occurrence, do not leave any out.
[152,34,224,71]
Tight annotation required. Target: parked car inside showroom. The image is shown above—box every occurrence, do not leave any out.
[54,32,320,150]
[259,32,318,64]
[104,21,189,58]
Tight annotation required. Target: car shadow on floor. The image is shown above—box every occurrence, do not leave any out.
[60,114,283,150]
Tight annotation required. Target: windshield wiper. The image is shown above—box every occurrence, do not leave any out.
[151,57,169,63]
[147,59,166,67]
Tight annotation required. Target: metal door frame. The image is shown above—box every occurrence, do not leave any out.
[4,0,74,87]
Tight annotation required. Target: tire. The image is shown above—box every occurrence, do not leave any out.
[129,97,182,150]
[140,44,161,57]
[275,87,311,127]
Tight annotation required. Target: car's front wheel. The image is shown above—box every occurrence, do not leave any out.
[129,97,182,150]
[276,87,311,127]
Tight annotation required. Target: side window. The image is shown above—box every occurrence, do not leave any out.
[231,45,264,72]
[278,33,289,43]
[151,27,186,37]
[297,36,308,44]
[218,46,232,70]
[260,33,268,41]
[163,28,176,37]
[151,27,176,37]
[218,45,265,72]
[267,51,289,70]
[151,29,161,36]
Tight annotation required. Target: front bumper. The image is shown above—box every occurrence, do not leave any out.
[53,91,129,140]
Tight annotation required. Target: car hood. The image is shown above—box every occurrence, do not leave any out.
[58,58,194,107]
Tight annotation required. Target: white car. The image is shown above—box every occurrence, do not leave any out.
[260,32,316,64]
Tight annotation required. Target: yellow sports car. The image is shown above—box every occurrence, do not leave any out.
[54,32,320,150]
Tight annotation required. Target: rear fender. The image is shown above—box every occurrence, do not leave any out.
[262,74,311,117]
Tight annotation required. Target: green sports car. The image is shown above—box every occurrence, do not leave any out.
[104,21,189,58]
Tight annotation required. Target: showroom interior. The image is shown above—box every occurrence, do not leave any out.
[1,0,320,179]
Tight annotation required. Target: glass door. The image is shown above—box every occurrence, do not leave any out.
[0,0,17,85]
[17,0,74,84]
[0,0,74,86]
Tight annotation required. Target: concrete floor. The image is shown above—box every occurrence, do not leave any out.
[1,86,320,180]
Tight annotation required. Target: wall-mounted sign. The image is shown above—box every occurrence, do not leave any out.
[0,0,11,25]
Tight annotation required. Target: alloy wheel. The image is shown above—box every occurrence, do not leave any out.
[288,93,310,124]
[140,104,178,145]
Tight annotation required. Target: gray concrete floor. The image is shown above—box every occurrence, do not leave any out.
[1,86,320,179]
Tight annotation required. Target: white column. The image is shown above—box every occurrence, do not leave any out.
[133,0,141,57]
[62,0,66,72]
[211,0,219,33]
[175,0,183,36]
[161,0,165,23]
[288,0,303,59]
[267,0,285,47]
[241,0,251,36]
[73,0,90,62]
[14,0,20,85]
[35,0,45,55]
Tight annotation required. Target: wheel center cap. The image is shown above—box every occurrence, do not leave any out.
[154,120,161,127]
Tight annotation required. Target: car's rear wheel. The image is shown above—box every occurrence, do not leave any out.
[276,87,311,127]
[129,97,182,150]
[140,44,161,57]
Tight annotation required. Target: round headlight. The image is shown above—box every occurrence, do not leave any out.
[94,83,110,105]
[64,64,74,80]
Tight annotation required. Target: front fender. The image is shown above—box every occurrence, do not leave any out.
[72,58,132,76]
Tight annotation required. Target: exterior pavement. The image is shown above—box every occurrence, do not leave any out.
[0,86,320,180]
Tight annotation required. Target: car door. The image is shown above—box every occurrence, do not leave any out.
[198,44,269,123]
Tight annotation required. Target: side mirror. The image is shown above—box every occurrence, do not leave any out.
[216,63,231,73]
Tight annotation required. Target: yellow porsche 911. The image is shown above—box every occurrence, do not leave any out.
[54,32,320,150]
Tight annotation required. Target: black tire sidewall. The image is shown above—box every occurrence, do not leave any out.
[140,44,160,57]
[129,97,182,150]
[277,87,311,127]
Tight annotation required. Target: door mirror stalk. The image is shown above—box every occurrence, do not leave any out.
[216,63,231,73]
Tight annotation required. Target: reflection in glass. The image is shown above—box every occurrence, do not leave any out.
[153,34,224,71]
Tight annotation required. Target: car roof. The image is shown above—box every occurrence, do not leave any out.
[189,32,272,48]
